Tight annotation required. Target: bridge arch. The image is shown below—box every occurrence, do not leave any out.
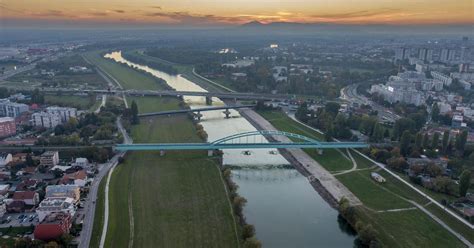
[210,130,321,146]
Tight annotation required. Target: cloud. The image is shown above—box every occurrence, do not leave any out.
[32,10,72,17]
[114,9,125,14]
[150,6,162,9]
[145,11,274,24]
[311,8,402,20]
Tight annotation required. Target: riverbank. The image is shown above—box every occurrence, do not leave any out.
[240,108,361,207]
[255,109,471,248]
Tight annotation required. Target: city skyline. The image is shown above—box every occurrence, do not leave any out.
[1,0,473,27]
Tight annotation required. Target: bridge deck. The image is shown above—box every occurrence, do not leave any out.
[138,105,254,117]
[115,142,368,151]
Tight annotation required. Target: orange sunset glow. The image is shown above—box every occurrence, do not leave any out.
[1,0,473,26]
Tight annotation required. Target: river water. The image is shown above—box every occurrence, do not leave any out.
[105,51,355,247]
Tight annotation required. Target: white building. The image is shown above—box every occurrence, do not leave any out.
[40,151,59,167]
[431,71,453,86]
[221,59,255,68]
[36,197,76,222]
[46,106,77,123]
[0,99,29,118]
[32,112,61,128]
[73,158,89,168]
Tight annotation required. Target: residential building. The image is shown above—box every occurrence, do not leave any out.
[221,59,255,68]
[440,49,456,62]
[45,185,80,203]
[0,117,16,138]
[73,158,89,168]
[59,170,87,187]
[0,153,12,167]
[36,197,76,222]
[431,71,453,86]
[34,212,72,241]
[32,112,61,128]
[12,191,40,206]
[40,151,59,167]
[395,47,409,61]
[0,99,29,118]
[418,48,433,61]
[46,107,77,123]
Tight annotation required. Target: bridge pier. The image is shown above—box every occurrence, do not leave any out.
[207,150,213,157]
[223,109,231,119]
[205,96,212,105]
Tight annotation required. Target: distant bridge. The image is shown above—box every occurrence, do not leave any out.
[115,130,368,154]
[14,87,294,102]
[138,105,255,119]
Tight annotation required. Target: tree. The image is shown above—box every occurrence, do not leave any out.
[325,102,340,117]
[455,130,468,154]
[243,237,262,248]
[393,118,416,140]
[400,131,412,156]
[130,100,139,125]
[414,132,423,152]
[442,130,450,154]
[242,224,256,240]
[422,133,430,150]
[426,163,443,177]
[431,132,440,150]
[459,170,471,197]
[431,103,440,122]
[371,123,385,142]
[387,157,408,172]
[432,176,456,195]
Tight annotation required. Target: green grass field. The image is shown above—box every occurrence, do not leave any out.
[126,96,181,114]
[258,110,353,171]
[90,177,107,248]
[83,51,169,91]
[258,109,471,247]
[103,91,238,247]
[45,95,97,110]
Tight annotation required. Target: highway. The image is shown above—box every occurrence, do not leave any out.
[340,84,401,123]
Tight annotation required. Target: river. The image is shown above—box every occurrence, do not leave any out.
[105,51,356,247]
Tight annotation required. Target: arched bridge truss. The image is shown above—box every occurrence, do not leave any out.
[115,130,368,151]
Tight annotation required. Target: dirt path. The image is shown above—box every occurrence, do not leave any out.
[332,149,358,176]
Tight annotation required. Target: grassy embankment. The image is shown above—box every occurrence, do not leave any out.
[83,51,169,91]
[258,109,471,248]
[89,178,106,248]
[85,50,239,248]
[123,50,233,93]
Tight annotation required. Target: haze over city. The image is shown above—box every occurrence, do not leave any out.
[2,0,473,27]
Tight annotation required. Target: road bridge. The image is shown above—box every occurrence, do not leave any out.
[138,105,255,119]
[115,130,368,155]
[9,87,294,102]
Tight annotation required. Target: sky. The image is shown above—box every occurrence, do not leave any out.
[1,0,473,27]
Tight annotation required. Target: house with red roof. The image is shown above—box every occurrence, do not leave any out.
[12,191,40,206]
[34,212,72,241]
[59,170,87,187]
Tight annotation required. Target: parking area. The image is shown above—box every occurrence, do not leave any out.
[0,213,39,228]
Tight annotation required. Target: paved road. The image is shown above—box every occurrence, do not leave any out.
[340,84,400,123]
[79,117,131,248]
